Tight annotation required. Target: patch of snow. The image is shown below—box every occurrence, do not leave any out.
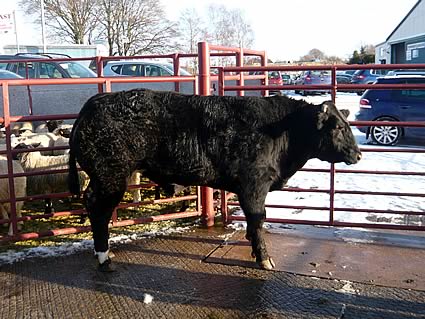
[0,225,193,266]
[336,280,359,295]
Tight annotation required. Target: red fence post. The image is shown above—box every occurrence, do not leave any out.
[2,83,19,235]
[236,48,244,96]
[331,66,337,104]
[198,42,215,227]
[95,56,104,94]
[261,51,268,96]
[329,163,336,225]
[173,53,181,93]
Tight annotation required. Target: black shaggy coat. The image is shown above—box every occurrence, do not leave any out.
[69,89,361,270]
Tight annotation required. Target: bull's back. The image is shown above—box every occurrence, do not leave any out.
[71,89,274,179]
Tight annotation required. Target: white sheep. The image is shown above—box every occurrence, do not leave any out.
[11,122,33,136]
[4,132,60,155]
[14,143,89,214]
[15,143,141,213]
[0,156,26,236]
[53,136,70,155]
[129,170,142,203]
[35,120,68,133]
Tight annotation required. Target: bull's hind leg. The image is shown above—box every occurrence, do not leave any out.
[238,189,275,270]
[84,179,126,272]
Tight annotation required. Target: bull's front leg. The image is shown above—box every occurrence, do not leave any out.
[239,188,275,270]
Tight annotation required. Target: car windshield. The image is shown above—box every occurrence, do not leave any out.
[59,62,96,78]
[268,71,280,79]
[310,71,330,77]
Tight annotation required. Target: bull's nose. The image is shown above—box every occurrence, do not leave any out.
[356,152,362,162]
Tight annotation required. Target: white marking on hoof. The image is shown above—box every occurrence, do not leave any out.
[143,293,154,304]
[260,257,276,270]
[95,250,110,264]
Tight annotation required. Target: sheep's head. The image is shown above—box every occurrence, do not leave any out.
[46,120,64,132]
[13,142,41,160]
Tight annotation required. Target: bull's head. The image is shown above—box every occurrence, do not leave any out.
[314,101,362,165]
[261,100,362,165]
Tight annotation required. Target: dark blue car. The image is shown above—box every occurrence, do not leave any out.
[350,69,389,95]
[294,70,331,95]
[355,76,425,145]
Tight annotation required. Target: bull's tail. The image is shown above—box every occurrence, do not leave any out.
[68,149,81,196]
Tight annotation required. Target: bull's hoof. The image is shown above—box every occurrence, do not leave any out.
[93,251,115,259]
[98,259,115,272]
[259,257,276,270]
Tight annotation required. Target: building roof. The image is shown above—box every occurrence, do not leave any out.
[386,0,422,41]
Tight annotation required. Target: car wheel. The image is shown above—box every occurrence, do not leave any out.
[370,117,401,145]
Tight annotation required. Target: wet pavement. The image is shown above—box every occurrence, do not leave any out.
[0,226,424,319]
[209,226,425,291]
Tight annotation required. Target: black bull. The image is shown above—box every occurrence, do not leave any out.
[68,89,362,271]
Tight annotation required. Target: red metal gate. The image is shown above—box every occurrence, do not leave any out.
[0,42,267,242]
[215,62,425,231]
[1,43,425,243]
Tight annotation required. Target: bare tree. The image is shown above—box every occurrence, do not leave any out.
[204,5,255,66]
[97,0,178,56]
[299,49,326,62]
[19,0,98,44]
[177,8,206,72]
[228,9,254,49]
[178,8,205,54]
[206,5,254,48]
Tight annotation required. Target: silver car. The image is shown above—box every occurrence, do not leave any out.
[103,60,191,77]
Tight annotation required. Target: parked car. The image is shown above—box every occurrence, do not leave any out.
[354,76,425,145]
[102,60,191,77]
[0,55,22,70]
[3,53,96,78]
[294,70,331,95]
[281,73,292,85]
[267,70,283,95]
[386,69,425,76]
[247,70,283,95]
[350,69,389,95]
[0,69,23,79]
[336,70,356,84]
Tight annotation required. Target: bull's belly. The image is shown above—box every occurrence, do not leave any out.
[142,166,238,193]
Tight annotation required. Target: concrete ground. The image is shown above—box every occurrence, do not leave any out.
[0,226,424,319]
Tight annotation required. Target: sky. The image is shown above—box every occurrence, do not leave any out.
[0,0,419,61]
[1,92,424,264]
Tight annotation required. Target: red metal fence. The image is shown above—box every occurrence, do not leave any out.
[1,43,425,243]
[217,63,425,231]
[0,42,267,242]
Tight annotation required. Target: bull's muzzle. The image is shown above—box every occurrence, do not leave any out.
[346,151,362,165]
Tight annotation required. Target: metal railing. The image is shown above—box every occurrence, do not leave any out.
[0,42,268,242]
[217,63,425,231]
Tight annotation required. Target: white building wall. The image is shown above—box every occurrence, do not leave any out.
[388,0,425,43]
[375,43,391,64]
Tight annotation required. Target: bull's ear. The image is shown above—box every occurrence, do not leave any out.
[316,103,329,130]
[340,109,350,118]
